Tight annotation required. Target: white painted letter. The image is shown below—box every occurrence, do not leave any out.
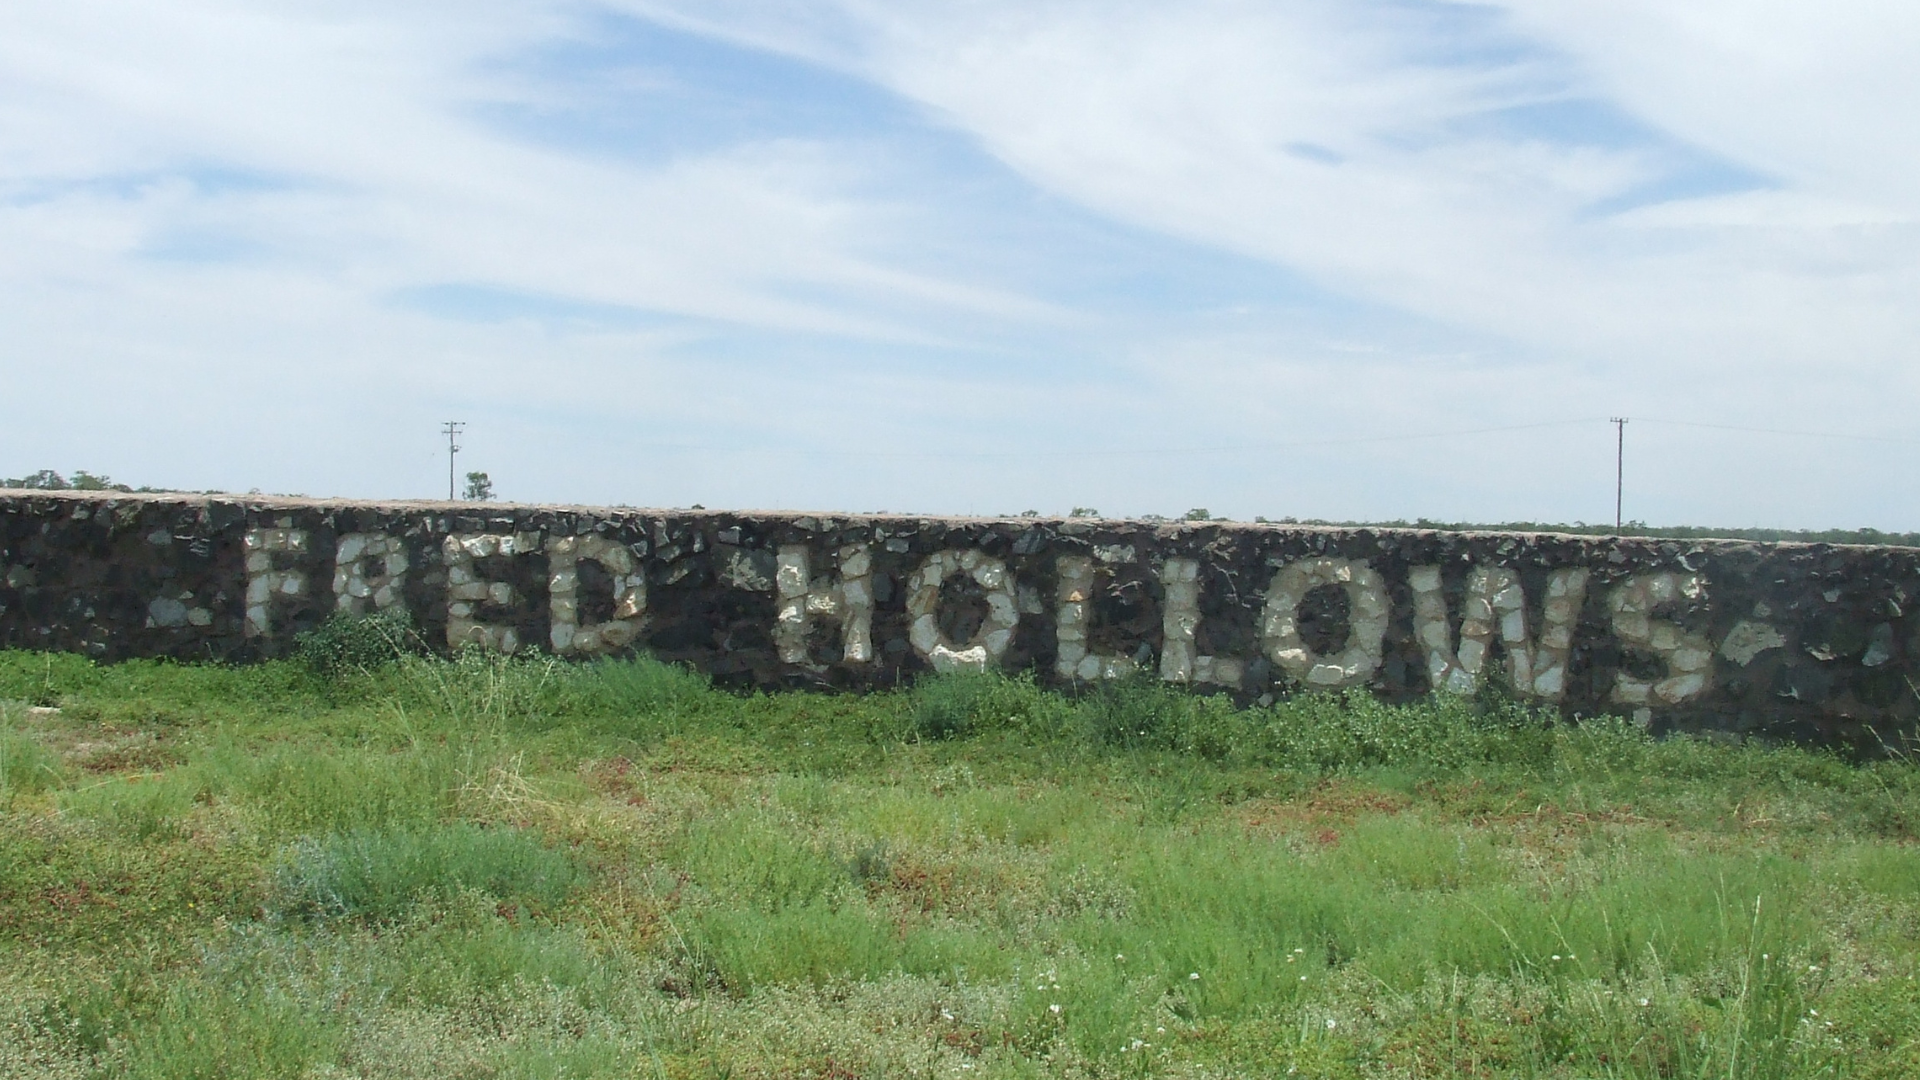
[332,533,409,616]
[1609,572,1715,705]
[442,532,540,653]
[774,544,874,665]
[1259,557,1388,688]
[244,526,310,636]
[1409,565,1588,700]
[1157,557,1244,688]
[1054,555,1136,681]
[906,549,1018,673]
[548,535,647,655]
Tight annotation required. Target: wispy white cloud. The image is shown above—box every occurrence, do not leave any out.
[2,1,1917,525]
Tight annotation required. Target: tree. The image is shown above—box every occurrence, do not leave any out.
[463,471,494,501]
[2,469,133,492]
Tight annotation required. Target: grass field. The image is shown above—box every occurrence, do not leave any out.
[2,634,1919,1079]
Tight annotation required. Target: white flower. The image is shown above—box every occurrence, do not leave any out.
[1326,1019,1337,1030]
[1049,1004,1062,1015]
[1189,972,1200,981]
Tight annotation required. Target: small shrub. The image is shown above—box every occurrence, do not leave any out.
[0,722,62,800]
[58,772,200,842]
[211,742,461,836]
[293,610,419,679]
[120,981,334,1080]
[908,671,1064,742]
[273,824,582,922]
[1075,677,1205,751]
[559,654,714,723]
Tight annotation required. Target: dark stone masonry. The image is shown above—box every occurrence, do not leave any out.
[3,490,1916,748]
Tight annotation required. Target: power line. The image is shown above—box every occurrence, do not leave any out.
[597,418,1609,461]
[1631,417,1920,445]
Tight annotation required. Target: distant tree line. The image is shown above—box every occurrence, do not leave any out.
[1,469,159,493]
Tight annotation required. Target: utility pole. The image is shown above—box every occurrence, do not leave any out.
[1610,417,1628,532]
[442,421,464,501]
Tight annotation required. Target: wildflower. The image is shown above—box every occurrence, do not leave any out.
[1189,972,1200,980]
[941,1010,954,1022]
[1551,955,1561,961]
[1301,975,1308,981]
[1115,953,1125,961]
[1156,1027,1165,1034]
[1326,1019,1337,1030]
[1049,1004,1062,1015]
[1637,998,1650,1007]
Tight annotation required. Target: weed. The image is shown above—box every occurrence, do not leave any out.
[272,823,583,922]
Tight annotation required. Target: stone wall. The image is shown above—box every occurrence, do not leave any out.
[3,490,1916,746]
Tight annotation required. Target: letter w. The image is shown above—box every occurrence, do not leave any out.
[1409,566,1588,700]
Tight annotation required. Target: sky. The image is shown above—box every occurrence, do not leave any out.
[2,1,1917,527]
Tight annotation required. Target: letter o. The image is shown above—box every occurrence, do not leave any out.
[905,550,1019,673]
[1259,557,1389,688]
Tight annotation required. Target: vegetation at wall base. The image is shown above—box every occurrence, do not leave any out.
[2,645,1919,1077]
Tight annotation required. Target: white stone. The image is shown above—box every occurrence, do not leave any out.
[1306,663,1348,686]
[1198,657,1243,687]
[1719,621,1785,667]
[931,644,989,674]
[986,591,1018,627]
[1613,678,1651,705]
[1532,665,1564,698]
[910,614,940,653]
[1670,646,1713,673]
[1654,672,1707,704]
[775,555,808,598]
